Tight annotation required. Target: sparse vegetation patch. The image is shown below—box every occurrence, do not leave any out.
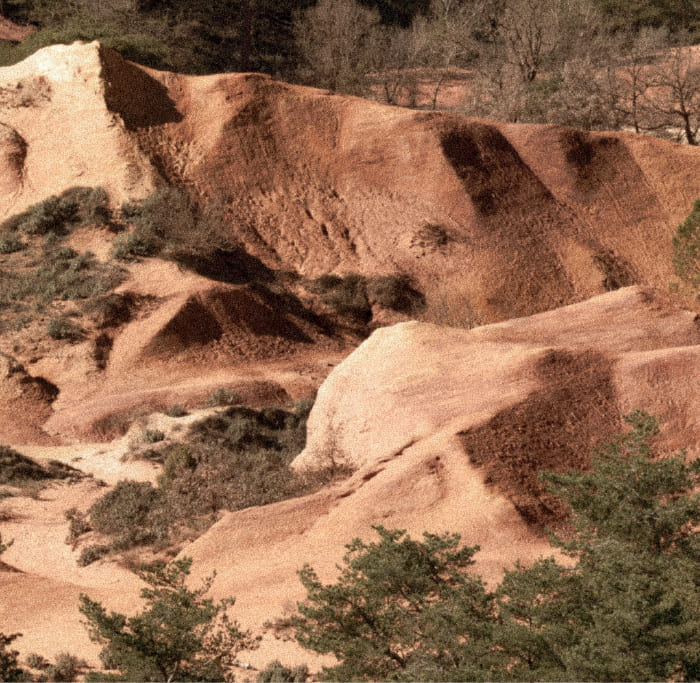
[304,273,424,322]
[673,197,700,289]
[0,445,84,492]
[77,399,350,560]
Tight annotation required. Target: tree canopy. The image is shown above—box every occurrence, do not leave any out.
[79,557,257,681]
[293,411,700,681]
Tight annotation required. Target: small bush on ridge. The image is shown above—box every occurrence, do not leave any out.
[165,404,188,418]
[205,388,242,407]
[46,316,83,342]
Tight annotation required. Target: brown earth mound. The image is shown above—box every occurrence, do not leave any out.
[141,284,331,362]
[1,42,699,324]
[1,41,699,439]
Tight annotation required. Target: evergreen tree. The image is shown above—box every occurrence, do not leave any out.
[293,527,498,681]
[79,557,256,681]
[293,412,700,681]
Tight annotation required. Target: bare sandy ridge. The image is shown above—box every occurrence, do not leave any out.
[2,42,700,318]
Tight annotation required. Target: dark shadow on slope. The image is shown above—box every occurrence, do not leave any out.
[100,45,183,130]
[172,247,276,285]
[460,350,620,530]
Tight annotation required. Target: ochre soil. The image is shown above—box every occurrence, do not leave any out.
[0,43,698,676]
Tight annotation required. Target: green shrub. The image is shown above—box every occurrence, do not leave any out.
[293,397,315,420]
[78,544,110,567]
[366,274,425,314]
[46,316,83,342]
[92,332,113,370]
[205,388,242,407]
[673,198,700,287]
[0,446,82,486]
[65,507,91,544]
[112,230,162,260]
[115,186,196,261]
[24,653,47,670]
[0,247,123,313]
[256,660,309,682]
[306,273,425,321]
[83,292,134,328]
[0,187,112,238]
[165,404,188,418]
[0,234,25,254]
[312,273,371,322]
[68,186,112,227]
[88,480,166,549]
[142,428,165,444]
[44,652,88,682]
[159,444,197,485]
[0,633,25,682]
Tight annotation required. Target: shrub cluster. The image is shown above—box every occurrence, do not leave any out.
[0,187,112,237]
[673,198,700,289]
[113,186,195,260]
[78,399,349,561]
[256,660,309,682]
[0,246,122,308]
[305,273,424,322]
[46,316,83,342]
[205,387,242,407]
[88,479,169,551]
[0,446,83,488]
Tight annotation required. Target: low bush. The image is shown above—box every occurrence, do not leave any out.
[78,544,110,567]
[311,273,371,322]
[88,480,167,549]
[0,446,83,487]
[114,186,196,260]
[305,273,425,322]
[256,660,309,682]
[366,274,425,314]
[65,507,91,544]
[46,316,83,342]
[24,653,47,670]
[0,234,24,254]
[44,652,88,681]
[112,230,162,260]
[673,198,700,288]
[205,387,242,407]
[83,292,135,328]
[142,428,165,444]
[165,404,188,418]
[0,187,112,237]
[92,332,113,370]
[0,247,123,314]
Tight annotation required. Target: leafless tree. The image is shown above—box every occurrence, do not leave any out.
[412,0,486,109]
[293,0,380,96]
[644,42,700,145]
[499,0,564,84]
